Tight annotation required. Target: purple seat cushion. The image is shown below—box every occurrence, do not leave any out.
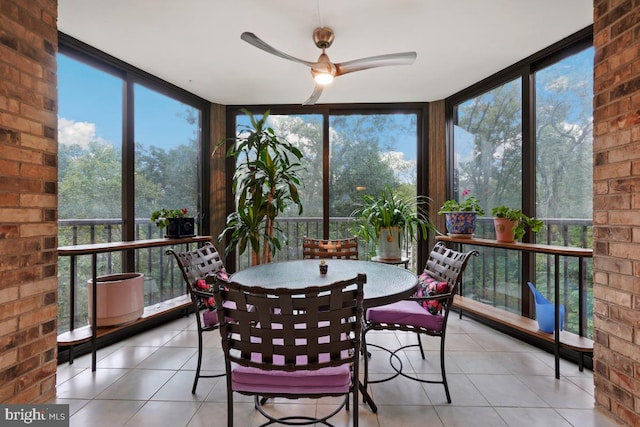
[366,300,445,332]
[232,362,351,395]
[231,324,352,395]
[202,309,218,327]
[202,300,241,327]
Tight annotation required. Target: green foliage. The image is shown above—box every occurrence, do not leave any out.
[491,206,544,240]
[150,208,188,228]
[219,109,304,264]
[351,185,434,246]
[438,193,485,215]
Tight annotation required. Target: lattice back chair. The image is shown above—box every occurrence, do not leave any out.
[210,274,366,427]
[166,242,228,394]
[362,242,478,404]
[302,236,359,260]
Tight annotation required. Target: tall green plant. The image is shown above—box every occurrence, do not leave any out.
[219,109,304,265]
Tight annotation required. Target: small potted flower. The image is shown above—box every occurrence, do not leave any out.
[319,259,328,275]
[437,190,485,237]
[150,208,195,238]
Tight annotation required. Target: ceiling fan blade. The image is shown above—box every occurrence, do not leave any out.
[302,84,324,106]
[335,52,417,76]
[240,32,316,68]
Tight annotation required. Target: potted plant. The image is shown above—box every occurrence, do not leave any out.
[437,189,484,237]
[351,186,434,260]
[491,205,544,243]
[218,109,304,265]
[150,208,195,238]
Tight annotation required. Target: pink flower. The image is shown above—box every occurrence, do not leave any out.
[181,208,188,215]
[436,282,449,293]
[462,189,471,197]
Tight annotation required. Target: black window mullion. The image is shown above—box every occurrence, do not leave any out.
[521,67,536,317]
[122,75,136,271]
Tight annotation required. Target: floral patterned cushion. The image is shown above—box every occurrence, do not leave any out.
[413,270,451,315]
[195,267,230,310]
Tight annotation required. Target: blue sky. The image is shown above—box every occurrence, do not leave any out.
[58,54,197,151]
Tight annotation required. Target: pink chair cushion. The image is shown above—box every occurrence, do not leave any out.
[202,301,242,327]
[202,309,218,327]
[232,363,351,395]
[231,323,352,394]
[366,300,445,332]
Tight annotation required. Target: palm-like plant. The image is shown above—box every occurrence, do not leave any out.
[219,109,304,265]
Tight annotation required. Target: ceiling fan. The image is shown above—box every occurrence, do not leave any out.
[240,27,417,105]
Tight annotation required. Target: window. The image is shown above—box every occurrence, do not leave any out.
[229,108,424,269]
[57,37,208,332]
[453,79,523,231]
[448,31,593,337]
[133,83,201,232]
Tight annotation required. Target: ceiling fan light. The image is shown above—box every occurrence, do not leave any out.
[314,73,334,85]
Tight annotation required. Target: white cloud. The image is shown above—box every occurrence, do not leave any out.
[58,117,106,149]
[380,150,416,184]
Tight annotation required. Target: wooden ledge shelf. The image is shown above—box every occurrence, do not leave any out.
[436,235,593,378]
[435,235,592,257]
[454,295,593,372]
[58,236,212,370]
[57,295,191,347]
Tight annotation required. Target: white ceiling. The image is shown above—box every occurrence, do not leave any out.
[57,0,593,106]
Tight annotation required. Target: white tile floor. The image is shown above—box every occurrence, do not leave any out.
[52,313,621,427]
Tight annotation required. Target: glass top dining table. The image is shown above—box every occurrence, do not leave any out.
[230,259,418,309]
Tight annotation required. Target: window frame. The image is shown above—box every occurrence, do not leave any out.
[58,32,211,270]
[445,26,593,316]
[223,103,430,269]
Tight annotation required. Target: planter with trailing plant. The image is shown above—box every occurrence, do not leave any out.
[437,190,484,237]
[491,205,544,243]
[352,186,433,260]
[150,208,195,238]
[218,109,304,265]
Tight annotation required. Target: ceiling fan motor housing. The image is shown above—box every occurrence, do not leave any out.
[313,27,335,49]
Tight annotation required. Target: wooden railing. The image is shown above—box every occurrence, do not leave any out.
[58,216,592,337]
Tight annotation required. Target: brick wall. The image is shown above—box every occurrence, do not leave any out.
[0,0,58,403]
[593,0,640,425]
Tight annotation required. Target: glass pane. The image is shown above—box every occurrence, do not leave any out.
[453,79,523,312]
[534,47,594,337]
[454,79,523,234]
[270,114,323,259]
[535,48,594,222]
[134,84,201,234]
[330,113,418,262]
[233,113,323,266]
[134,84,202,303]
[57,54,124,332]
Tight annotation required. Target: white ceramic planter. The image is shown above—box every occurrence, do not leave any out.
[88,273,144,327]
[376,226,403,260]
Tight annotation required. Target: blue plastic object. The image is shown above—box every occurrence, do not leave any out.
[527,282,565,333]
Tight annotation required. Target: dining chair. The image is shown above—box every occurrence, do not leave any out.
[302,236,359,259]
[362,242,477,403]
[209,273,366,427]
[165,242,228,394]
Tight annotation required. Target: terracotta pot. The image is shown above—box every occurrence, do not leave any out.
[493,217,518,243]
